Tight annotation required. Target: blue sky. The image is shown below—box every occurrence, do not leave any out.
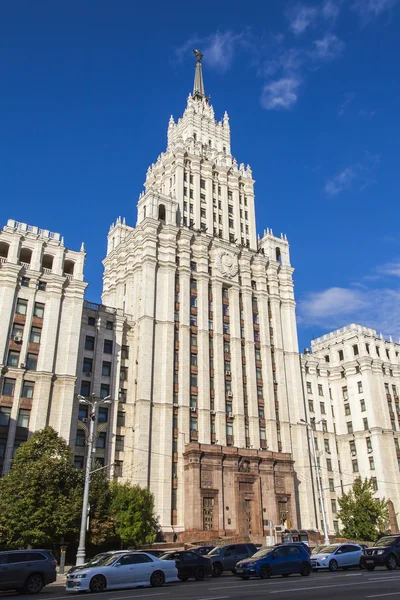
[1,0,400,350]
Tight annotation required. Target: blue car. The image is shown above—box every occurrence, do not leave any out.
[235,544,312,579]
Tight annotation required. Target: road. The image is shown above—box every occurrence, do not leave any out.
[1,569,400,600]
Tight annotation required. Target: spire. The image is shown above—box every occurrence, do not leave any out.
[193,49,205,99]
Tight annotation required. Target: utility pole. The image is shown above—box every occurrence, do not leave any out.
[299,419,330,546]
[75,394,111,566]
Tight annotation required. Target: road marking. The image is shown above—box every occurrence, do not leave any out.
[113,594,170,599]
[368,576,400,582]
[366,593,400,598]
[269,580,377,593]
[195,596,230,600]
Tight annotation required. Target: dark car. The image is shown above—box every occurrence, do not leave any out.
[208,543,257,577]
[68,550,129,575]
[360,535,400,571]
[235,544,312,579]
[160,550,212,581]
[142,550,165,558]
[0,550,57,594]
[276,542,312,556]
[189,545,215,556]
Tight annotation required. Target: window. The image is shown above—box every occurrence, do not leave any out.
[363,417,369,430]
[21,381,34,398]
[307,382,312,394]
[353,344,359,356]
[7,350,20,367]
[15,407,29,429]
[344,404,351,416]
[102,361,111,376]
[258,406,265,419]
[88,316,96,326]
[338,350,344,361]
[357,381,363,393]
[116,435,125,452]
[190,354,197,366]
[308,399,314,412]
[75,429,86,447]
[190,334,197,346]
[96,432,106,448]
[104,339,113,354]
[342,386,348,400]
[83,358,93,374]
[38,281,46,291]
[119,388,127,403]
[229,218,234,229]
[191,374,198,388]
[190,395,197,410]
[33,302,45,318]
[106,321,113,330]
[360,399,366,411]
[326,459,332,471]
[80,380,91,396]
[121,345,129,359]
[347,421,353,434]
[30,327,41,344]
[318,384,323,396]
[190,279,197,290]
[100,384,110,399]
[320,402,326,415]
[369,456,375,470]
[260,427,266,440]
[325,355,330,363]
[395,438,400,452]
[190,314,197,327]
[371,477,378,491]
[0,406,11,426]
[16,298,28,315]
[366,343,370,354]
[329,478,335,492]
[85,336,95,351]
[331,499,337,513]
[352,460,359,473]
[200,178,205,189]
[190,417,198,431]
[98,407,108,423]
[21,277,30,287]
[256,367,262,380]
[117,411,125,427]
[226,422,233,437]
[324,439,330,453]
[12,323,24,341]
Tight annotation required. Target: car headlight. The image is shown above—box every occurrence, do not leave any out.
[377,550,385,555]
[244,562,256,567]
[321,557,327,561]
[74,574,88,579]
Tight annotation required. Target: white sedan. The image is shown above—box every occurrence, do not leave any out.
[311,543,363,571]
[66,552,178,592]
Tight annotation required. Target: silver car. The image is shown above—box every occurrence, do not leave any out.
[311,543,363,572]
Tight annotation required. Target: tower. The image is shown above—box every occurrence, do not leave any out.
[102,53,314,539]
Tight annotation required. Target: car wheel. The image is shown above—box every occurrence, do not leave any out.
[195,566,207,581]
[150,570,165,587]
[24,575,43,594]
[89,575,107,593]
[212,563,223,577]
[300,562,311,577]
[329,559,338,572]
[366,565,375,571]
[386,555,398,570]
[260,565,271,579]
[240,576,250,580]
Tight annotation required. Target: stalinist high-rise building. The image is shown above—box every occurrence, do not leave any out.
[101,52,314,539]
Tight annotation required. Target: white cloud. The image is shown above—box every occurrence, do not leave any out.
[353,0,399,19]
[325,167,356,195]
[359,109,376,118]
[311,33,345,60]
[175,31,244,72]
[338,92,355,116]
[376,262,400,277]
[261,77,301,110]
[288,4,319,34]
[322,0,341,21]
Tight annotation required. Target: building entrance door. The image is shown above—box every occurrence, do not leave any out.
[245,499,252,536]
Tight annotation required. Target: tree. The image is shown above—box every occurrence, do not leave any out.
[110,482,159,548]
[337,477,389,541]
[88,465,116,546]
[0,427,82,549]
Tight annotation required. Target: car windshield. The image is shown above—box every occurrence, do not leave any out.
[86,554,109,567]
[374,537,398,547]
[250,547,274,559]
[312,546,325,555]
[208,547,224,556]
[98,554,123,567]
[160,553,174,560]
[319,545,339,554]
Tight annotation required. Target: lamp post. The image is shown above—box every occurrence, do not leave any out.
[75,394,111,566]
[299,419,330,546]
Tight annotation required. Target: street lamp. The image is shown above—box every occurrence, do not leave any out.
[299,418,330,546]
[75,394,112,566]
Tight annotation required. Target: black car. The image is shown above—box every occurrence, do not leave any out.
[208,543,258,576]
[360,535,400,571]
[160,550,213,581]
[189,545,215,556]
[0,550,57,594]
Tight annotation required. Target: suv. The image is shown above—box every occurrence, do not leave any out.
[208,543,257,577]
[0,550,57,593]
[360,535,400,571]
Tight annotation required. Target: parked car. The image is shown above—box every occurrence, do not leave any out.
[235,544,312,579]
[160,550,212,581]
[189,545,215,556]
[66,552,178,592]
[311,543,363,571]
[142,550,165,558]
[360,535,400,571]
[311,545,328,555]
[276,542,312,556]
[0,549,57,594]
[68,551,129,575]
[208,543,257,577]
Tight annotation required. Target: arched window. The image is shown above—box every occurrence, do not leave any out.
[42,254,54,272]
[0,241,10,259]
[275,247,282,264]
[19,247,32,265]
[158,204,166,222]
[63,259,75,276]
[143,205,147,219]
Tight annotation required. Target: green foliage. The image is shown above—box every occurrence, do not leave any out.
[88,465,116,546]
[0,427,82,549]
[111,482,159,548]
[337,477,389,541]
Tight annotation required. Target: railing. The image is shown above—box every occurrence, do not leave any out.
[20,262,30,269]
[0,257,6,264]
[83,300,124,316]
[65,273,73,281]
[43,267,52,275]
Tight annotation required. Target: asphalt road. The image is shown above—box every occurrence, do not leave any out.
[1,569,400,600]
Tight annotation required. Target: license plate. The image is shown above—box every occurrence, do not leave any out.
[236,569,244,573]
[366,560,374,564]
